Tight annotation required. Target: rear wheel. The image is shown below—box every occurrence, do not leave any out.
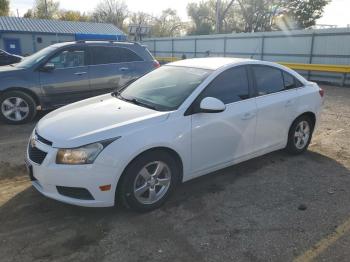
[0,91,37,124]
[118,151,180,212]
[286,115,314,154]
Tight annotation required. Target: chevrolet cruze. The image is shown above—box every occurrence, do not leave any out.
[26,58,324,212]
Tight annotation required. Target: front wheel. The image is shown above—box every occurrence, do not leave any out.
[118,151,180,212]
[286,116,314,155]
[0,91,37,124]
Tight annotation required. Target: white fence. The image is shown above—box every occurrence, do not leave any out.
[142,28,350,85]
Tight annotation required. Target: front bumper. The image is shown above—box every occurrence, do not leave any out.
[26,136,118,208]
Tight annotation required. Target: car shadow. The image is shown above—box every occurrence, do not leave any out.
[0,150,349,261]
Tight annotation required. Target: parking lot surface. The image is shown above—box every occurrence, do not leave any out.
[0,85,350,262]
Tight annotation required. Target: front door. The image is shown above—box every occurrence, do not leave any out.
[3,38,21,55]
[39,46,90,107]
[190,66,257,175]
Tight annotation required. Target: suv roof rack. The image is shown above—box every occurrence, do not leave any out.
[75,39,141,46]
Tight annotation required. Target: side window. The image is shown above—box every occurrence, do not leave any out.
[90,46,143,65]
[90,46,114,65]
[200,66,250,104]
[283,71,296,89]
[119,48,143,62]
[252,66,284,95]
[47,48,86,69]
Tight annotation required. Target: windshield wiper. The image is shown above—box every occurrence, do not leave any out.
[115,94,157,110]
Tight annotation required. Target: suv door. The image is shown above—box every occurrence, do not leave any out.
[39,46,90,106]
[252,65,300,152]
[88,46,145,96]
[190,66,257,175]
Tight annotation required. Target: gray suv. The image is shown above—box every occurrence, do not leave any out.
[0,41,159,124]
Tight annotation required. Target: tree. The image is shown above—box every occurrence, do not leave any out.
[92,0,128,29]
[0,0,9,16]
[32,0,60,19]
[186,0,330,35]
[286,0,330,28]
[23,9,34,18]
[187,1,216,35]
[152,9,183,37]
[59,10,90,22]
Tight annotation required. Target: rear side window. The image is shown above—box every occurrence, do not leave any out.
[200,67,250,104]
[90,46,143,65]
[252,65,284,95]
[283,71,303,89]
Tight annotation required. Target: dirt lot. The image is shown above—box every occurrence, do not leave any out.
[0,85,350,262]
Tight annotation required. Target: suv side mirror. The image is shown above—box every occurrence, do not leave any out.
[41,63,55,72]
[199,97,226,113]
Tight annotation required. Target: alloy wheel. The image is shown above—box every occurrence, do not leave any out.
[133,161,172,205]
[294,120,310,150]
[1,97,30,122]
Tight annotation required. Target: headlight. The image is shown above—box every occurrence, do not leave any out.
[56,138,120,165]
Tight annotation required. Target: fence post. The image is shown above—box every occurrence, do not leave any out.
[153,39,157,57]
[308,33,315,80]
[223,37,227,57]
[261,35,265,60]
[171,38,174,59]
[194,38,197,58]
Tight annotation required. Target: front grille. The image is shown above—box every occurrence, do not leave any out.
[35,130,52,146]
[28,144,47,165]
[56,186,95,200]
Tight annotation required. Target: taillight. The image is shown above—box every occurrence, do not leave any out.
[319,87,324,98]
[153,60,160,68]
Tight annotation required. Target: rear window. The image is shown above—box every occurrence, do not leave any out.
[89,46,143,65]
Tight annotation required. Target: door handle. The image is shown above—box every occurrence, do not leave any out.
[241,112,256,120]
[119,67,129,71]
[74,72,87,75]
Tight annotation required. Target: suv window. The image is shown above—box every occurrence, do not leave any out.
[48,47,86,69]
[252,65,284,95]
[200,66,250,104]
[90,46,143,65]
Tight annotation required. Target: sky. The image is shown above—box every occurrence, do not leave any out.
[9,0,350,27]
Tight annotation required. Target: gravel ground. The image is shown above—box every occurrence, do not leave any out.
[0,85,349,262]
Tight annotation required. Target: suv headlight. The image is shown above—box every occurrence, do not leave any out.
[56,137,120,165]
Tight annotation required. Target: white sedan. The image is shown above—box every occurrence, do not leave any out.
[26,58,324,211]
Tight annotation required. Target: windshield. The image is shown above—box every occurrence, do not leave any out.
[120,65,212,111]
[15,46,57,68]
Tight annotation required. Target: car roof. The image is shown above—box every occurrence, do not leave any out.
[168,57,255,70]
[50,41,139,48]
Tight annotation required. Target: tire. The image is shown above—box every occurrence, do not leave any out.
[0,91,37,124]
[286,115,314,155]
[118,151,180,212]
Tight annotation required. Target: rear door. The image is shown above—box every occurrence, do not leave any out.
[252,65,300,152]
[39,46,90,106]
[88,46,145,96]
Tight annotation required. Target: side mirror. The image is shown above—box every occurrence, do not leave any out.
[199,97,226,113]
[41,63,55,72]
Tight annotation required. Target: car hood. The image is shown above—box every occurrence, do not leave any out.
[0,65,24,74]
[36,94,170,148]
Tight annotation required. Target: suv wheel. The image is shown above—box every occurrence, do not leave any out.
[118,151,180,212]
[0,91,37,124]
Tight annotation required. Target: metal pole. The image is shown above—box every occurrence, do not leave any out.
[154,40,156,57]
[194,38,197,58]
[223,37,227,57]
[261,35,265,60]
[171,38,174,59]
[44,0,48,18]
[308,33,315,80]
